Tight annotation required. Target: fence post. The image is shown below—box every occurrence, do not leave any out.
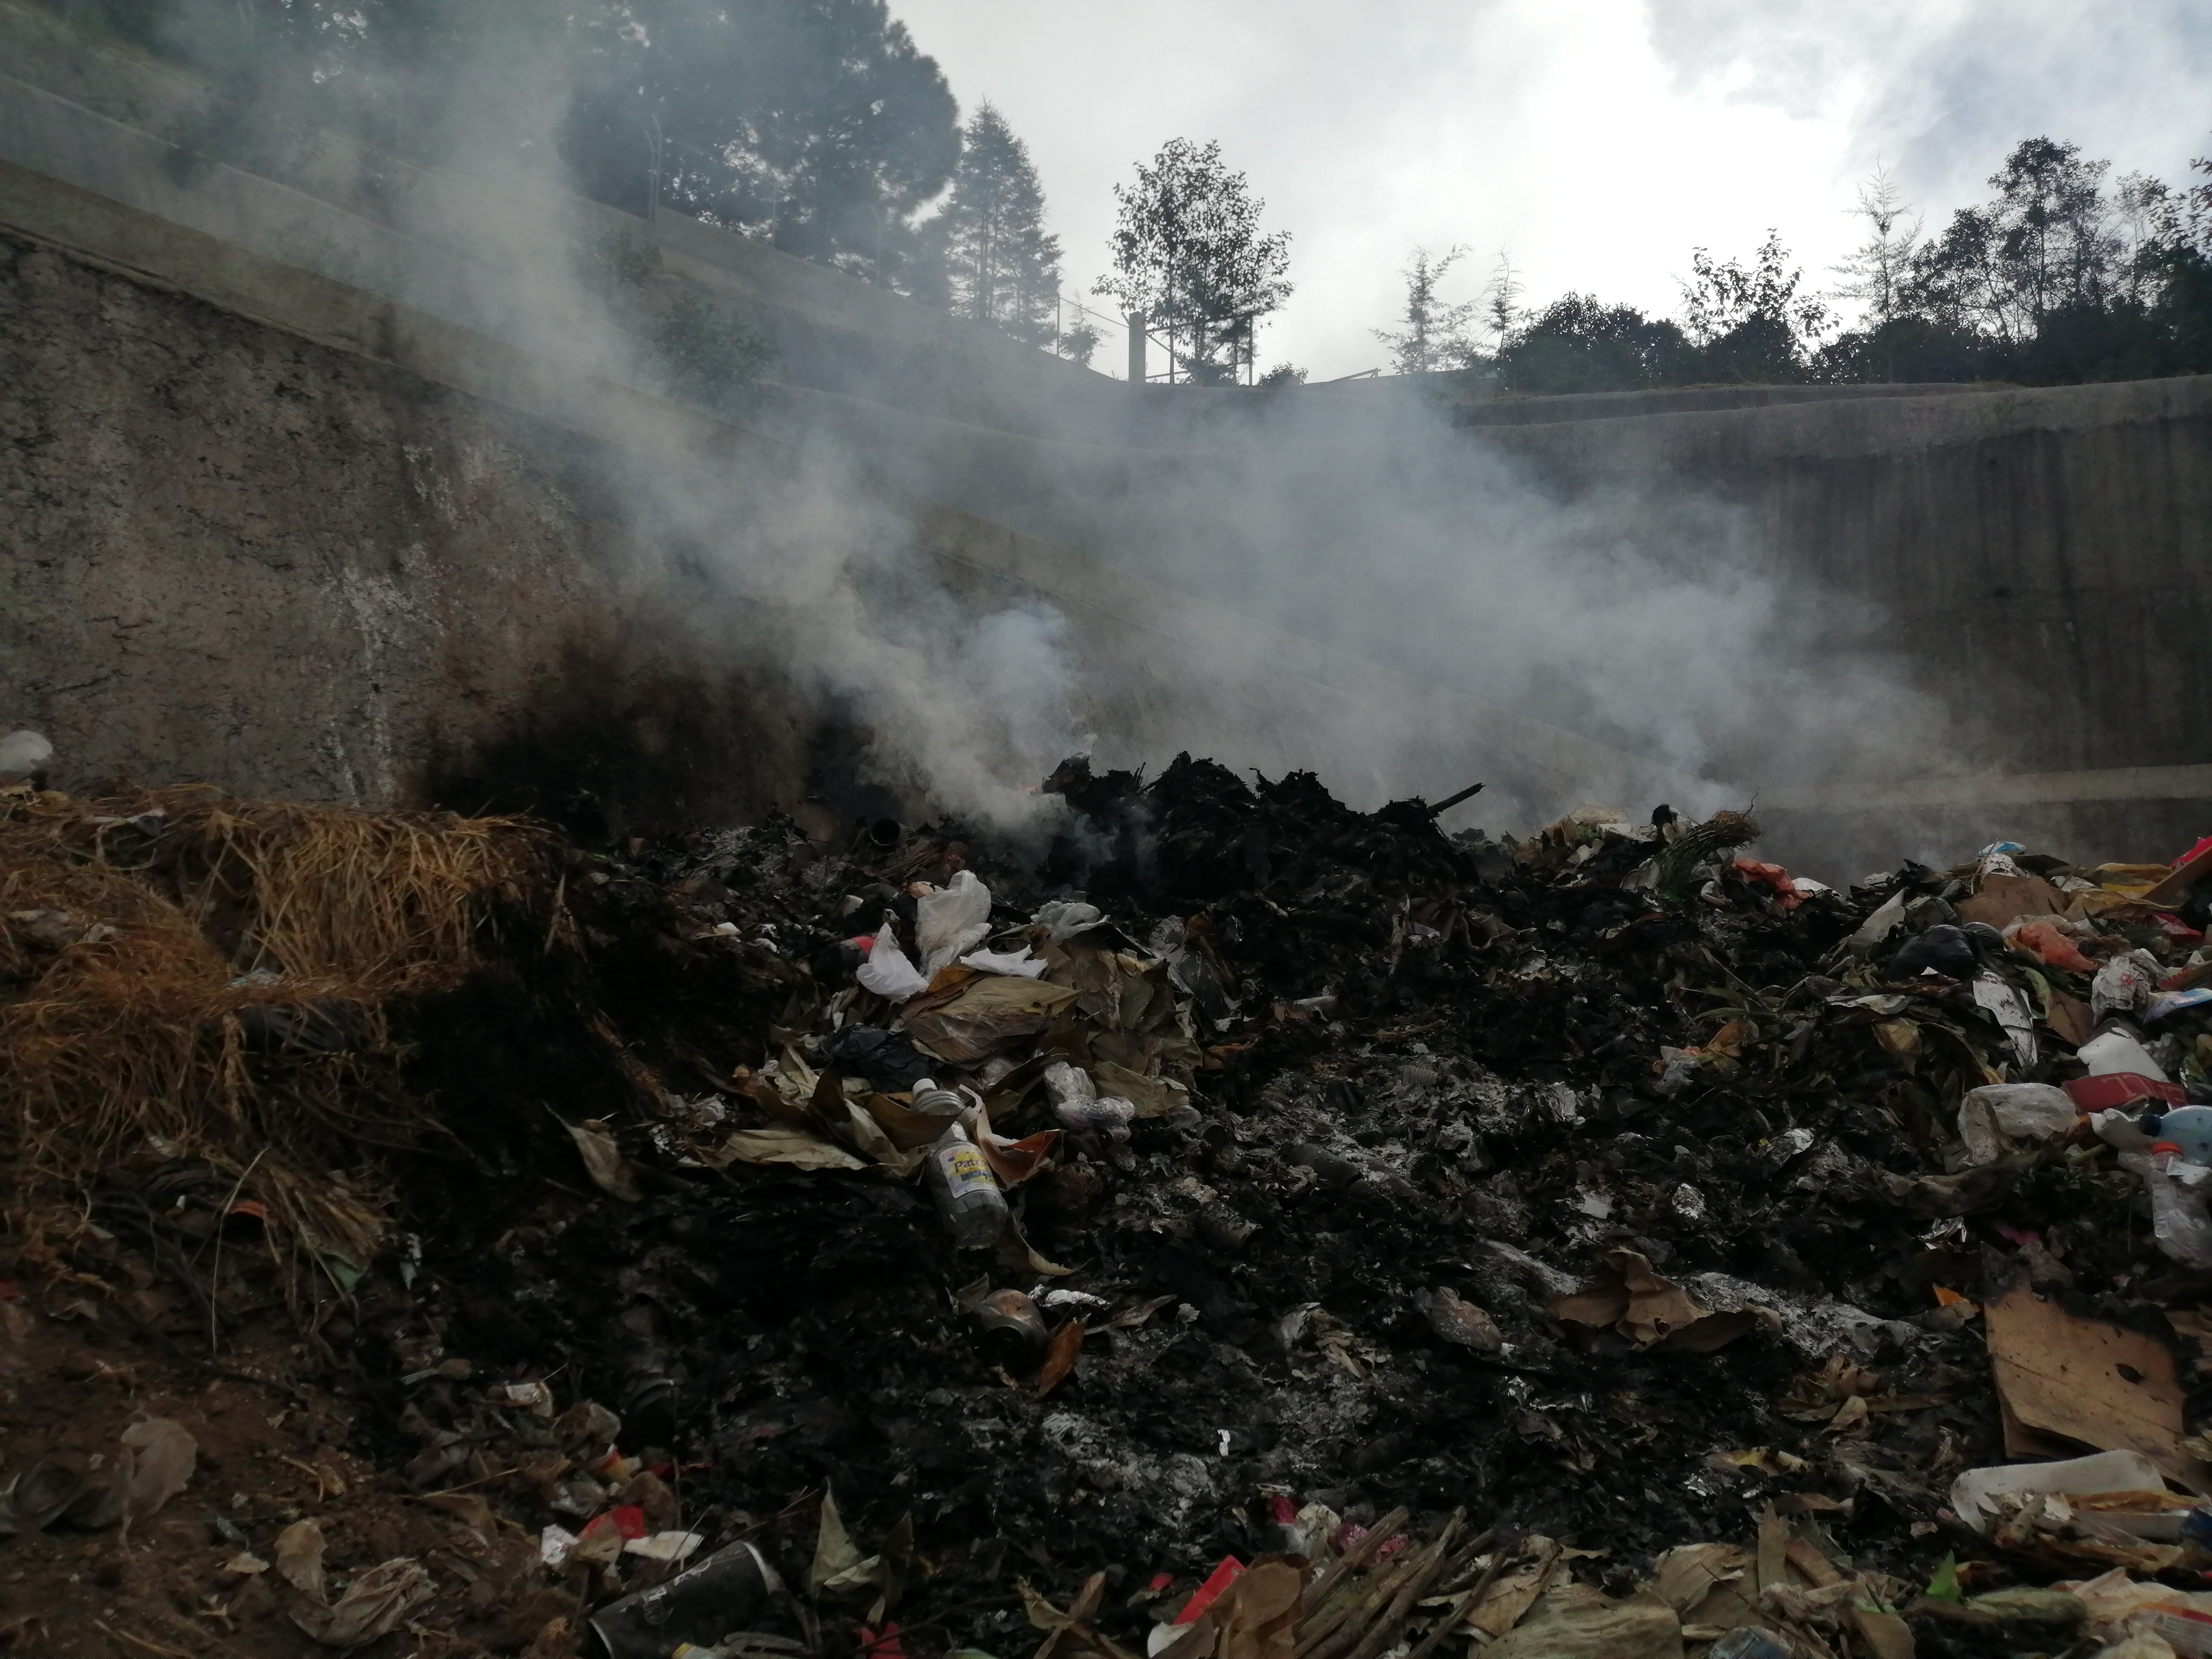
[1127,312,1146,384]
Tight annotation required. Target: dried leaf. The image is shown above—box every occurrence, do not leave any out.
[421,1491,500,1540]
[1003,1210,1076,1277]
[562,1121,642,1202]
[810,1487,862,1594]
[977,1129,1060,1187]
[1548,1251,1756,1352]
[708,1128,868,1172]
[1419,1287,1504,1353]
[1035,1320,1084,1397]
[1484,1583,1683,1659]
[1824,1395,1872,1436]
[1092,1061,1189,1120]
[290,1557,434,1647]
[120,1418,196,1521]
[275,1518,328,1602]
[1468,1537,1561,1638]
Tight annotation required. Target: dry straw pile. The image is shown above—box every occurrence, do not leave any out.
[0,783,551,1226]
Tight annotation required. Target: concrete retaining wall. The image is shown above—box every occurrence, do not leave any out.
[0,165,1660,835]
[5,3,2210,873]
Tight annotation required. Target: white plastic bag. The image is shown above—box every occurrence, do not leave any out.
[1971,973,2039,1069]
[1043,1061,1134,1139]
[1034,899,1103,942]
[916,872,993,975]
[1846,891,1908,952]
[2093,949,2162,1020]
[2121,1150,2212,1268]
[958,947,1047,979]
[1956,1083,2077,1165]
[856,912,930,1000]
[2080,1027,2168,1080]
[1950,1449,2168,1536]
[0,729,53,780]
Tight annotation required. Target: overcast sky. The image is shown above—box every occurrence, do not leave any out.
[892,0,2212,380]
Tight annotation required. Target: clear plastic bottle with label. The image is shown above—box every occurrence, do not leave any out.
[2121,1148,2212,1268]
[911,1079,968,1125]
[925,1121,1007,1248]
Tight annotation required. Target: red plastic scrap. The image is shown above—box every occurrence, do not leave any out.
[2009,921,2098,973]
[1147,1573,1177,1594]
[578,1505,646,1544]
[2065,1073,2186,1111]
[859,1623,907,1659]
[1730,857,1803,910]
[1176,1557,1246,1624]
[1267,1494,1298,1524]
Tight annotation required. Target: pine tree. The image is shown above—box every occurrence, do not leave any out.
[1372,246,1479,375]
[1481,252,1524,357]
[934,102,1062,346]
[1833,167,1923,329]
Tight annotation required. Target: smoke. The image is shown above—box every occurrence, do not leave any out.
[89,2,1968,866]
[827,387,1963,840]
[121,2,1092,835]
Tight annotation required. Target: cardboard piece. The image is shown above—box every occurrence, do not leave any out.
[1958,874,2072,928]
[1985,1284,2193,1481]
[2142,843,2212,910]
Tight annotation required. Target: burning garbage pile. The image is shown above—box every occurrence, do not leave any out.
[14,755,2212,1657]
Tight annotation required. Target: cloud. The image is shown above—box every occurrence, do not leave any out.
[1644,1,2212,206]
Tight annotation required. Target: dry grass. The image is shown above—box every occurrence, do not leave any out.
[0,783,554,1252]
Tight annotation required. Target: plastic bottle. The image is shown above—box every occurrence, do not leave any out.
[1707,1631,1791,1659]
[1043,1061,1136,1140]
[2146,1103,2212,1166]
[910,1078,967,1123]
[925,1121,1007,1248]
[2120,1150,2212,1268]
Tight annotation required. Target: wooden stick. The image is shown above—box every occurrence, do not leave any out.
[1343,1513,1467,1659]
[1301,1527,1449,1659]
[1427,782,1486,816]
[1417,1528,1498,1604]
[1297,1543,1427,1659]
[1302,1506,1411,1613]
[1402,1535,1512,1659]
